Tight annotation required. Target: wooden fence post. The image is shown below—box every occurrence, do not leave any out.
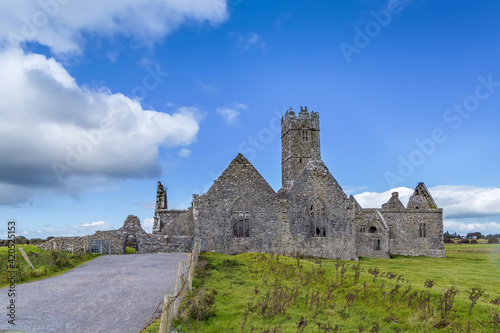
[173,261,184,317]
[159,294,174,333]
[187,253,194,291]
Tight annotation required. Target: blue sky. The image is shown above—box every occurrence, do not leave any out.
[1,0,499,238]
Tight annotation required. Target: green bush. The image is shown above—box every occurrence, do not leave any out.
[488,237,499,244]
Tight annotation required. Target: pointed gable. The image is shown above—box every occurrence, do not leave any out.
[406,182,438,209]
[382,192,405,210]
[205,153,276,197]
[365,210,388,234]
[288,149,348,204]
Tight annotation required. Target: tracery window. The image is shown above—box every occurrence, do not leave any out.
[232,197,251,238]
[309,198,326,237]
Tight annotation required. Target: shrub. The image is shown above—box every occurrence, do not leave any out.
[443,237,453,243]
[470,239,478,244]
[459,239,469,244]
[182,287,218,321]
[488,237,499,244]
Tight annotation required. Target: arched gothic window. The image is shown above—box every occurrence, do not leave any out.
[309,198,326,237]
[232,197,251,238]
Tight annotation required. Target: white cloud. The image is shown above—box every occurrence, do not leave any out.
[444,220,500,234]
[142,218,155,233]
[229,32,266,53]
[354,187,413,208]
[216,103,247,124]
[0,47,202,205]
[0,0,229,54]
[431,185,500,218]
[178,148,192,158]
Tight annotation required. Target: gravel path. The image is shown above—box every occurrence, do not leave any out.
[0,253,188,333]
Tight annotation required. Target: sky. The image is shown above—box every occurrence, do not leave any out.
[0,0,499,239]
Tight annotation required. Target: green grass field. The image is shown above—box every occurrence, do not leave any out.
[163,244,500,333]
[126,246,137,254]
[0,244,98,288]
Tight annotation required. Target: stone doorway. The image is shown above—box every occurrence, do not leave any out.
[124,235,138,254]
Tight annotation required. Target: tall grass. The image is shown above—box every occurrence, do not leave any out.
[0,245,98,288]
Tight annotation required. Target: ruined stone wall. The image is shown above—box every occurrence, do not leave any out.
[355,210,390,258]
[39,236,87,252]
[154,208,193,237]
[283,157,358,260]
[193,154,281,255]
[39,215,191,255]
[380,209,445,257]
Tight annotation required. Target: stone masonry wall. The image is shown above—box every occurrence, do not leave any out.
[193,154,281,255]
[283,155,358,260]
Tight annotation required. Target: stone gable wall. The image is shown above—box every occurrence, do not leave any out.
[284,158,358,260]
[193,154,280,255]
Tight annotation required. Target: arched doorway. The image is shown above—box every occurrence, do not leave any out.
[124,235,138,254]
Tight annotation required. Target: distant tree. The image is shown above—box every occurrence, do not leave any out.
[29,238,44,245]
[488,237,499,244]
[466,232,482,239]
[15,236,28,245]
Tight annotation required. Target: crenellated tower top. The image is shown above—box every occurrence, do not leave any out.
[281,106,320,190]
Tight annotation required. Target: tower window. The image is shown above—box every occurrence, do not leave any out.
[302,130,308,142]
[299,158,302,163]
[374,239,381,250]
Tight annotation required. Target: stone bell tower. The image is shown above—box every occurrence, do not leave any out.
[281,106,320,190]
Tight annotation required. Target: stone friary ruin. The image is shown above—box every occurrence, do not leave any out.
[43,107,445,259]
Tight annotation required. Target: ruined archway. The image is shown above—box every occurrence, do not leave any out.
[124,234,138,254]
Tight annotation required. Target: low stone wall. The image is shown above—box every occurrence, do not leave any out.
[39,215,193,254]
[39,237,87,252]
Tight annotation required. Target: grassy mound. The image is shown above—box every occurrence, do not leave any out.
[167,244,500,332]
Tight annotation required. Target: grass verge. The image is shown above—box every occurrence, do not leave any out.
[0,245,99,288]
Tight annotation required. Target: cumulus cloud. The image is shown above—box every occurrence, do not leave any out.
[354,187,414,208]
[216,103,247,124]
[0,0,229,54]
[354,185,500,234]
[444,220,500,234]
[142,218,155,233]
[0,47,202,205]
[229,32,266,53]
[431,185,500,218]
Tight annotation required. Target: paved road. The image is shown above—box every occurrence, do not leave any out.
[0,253,188,333]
